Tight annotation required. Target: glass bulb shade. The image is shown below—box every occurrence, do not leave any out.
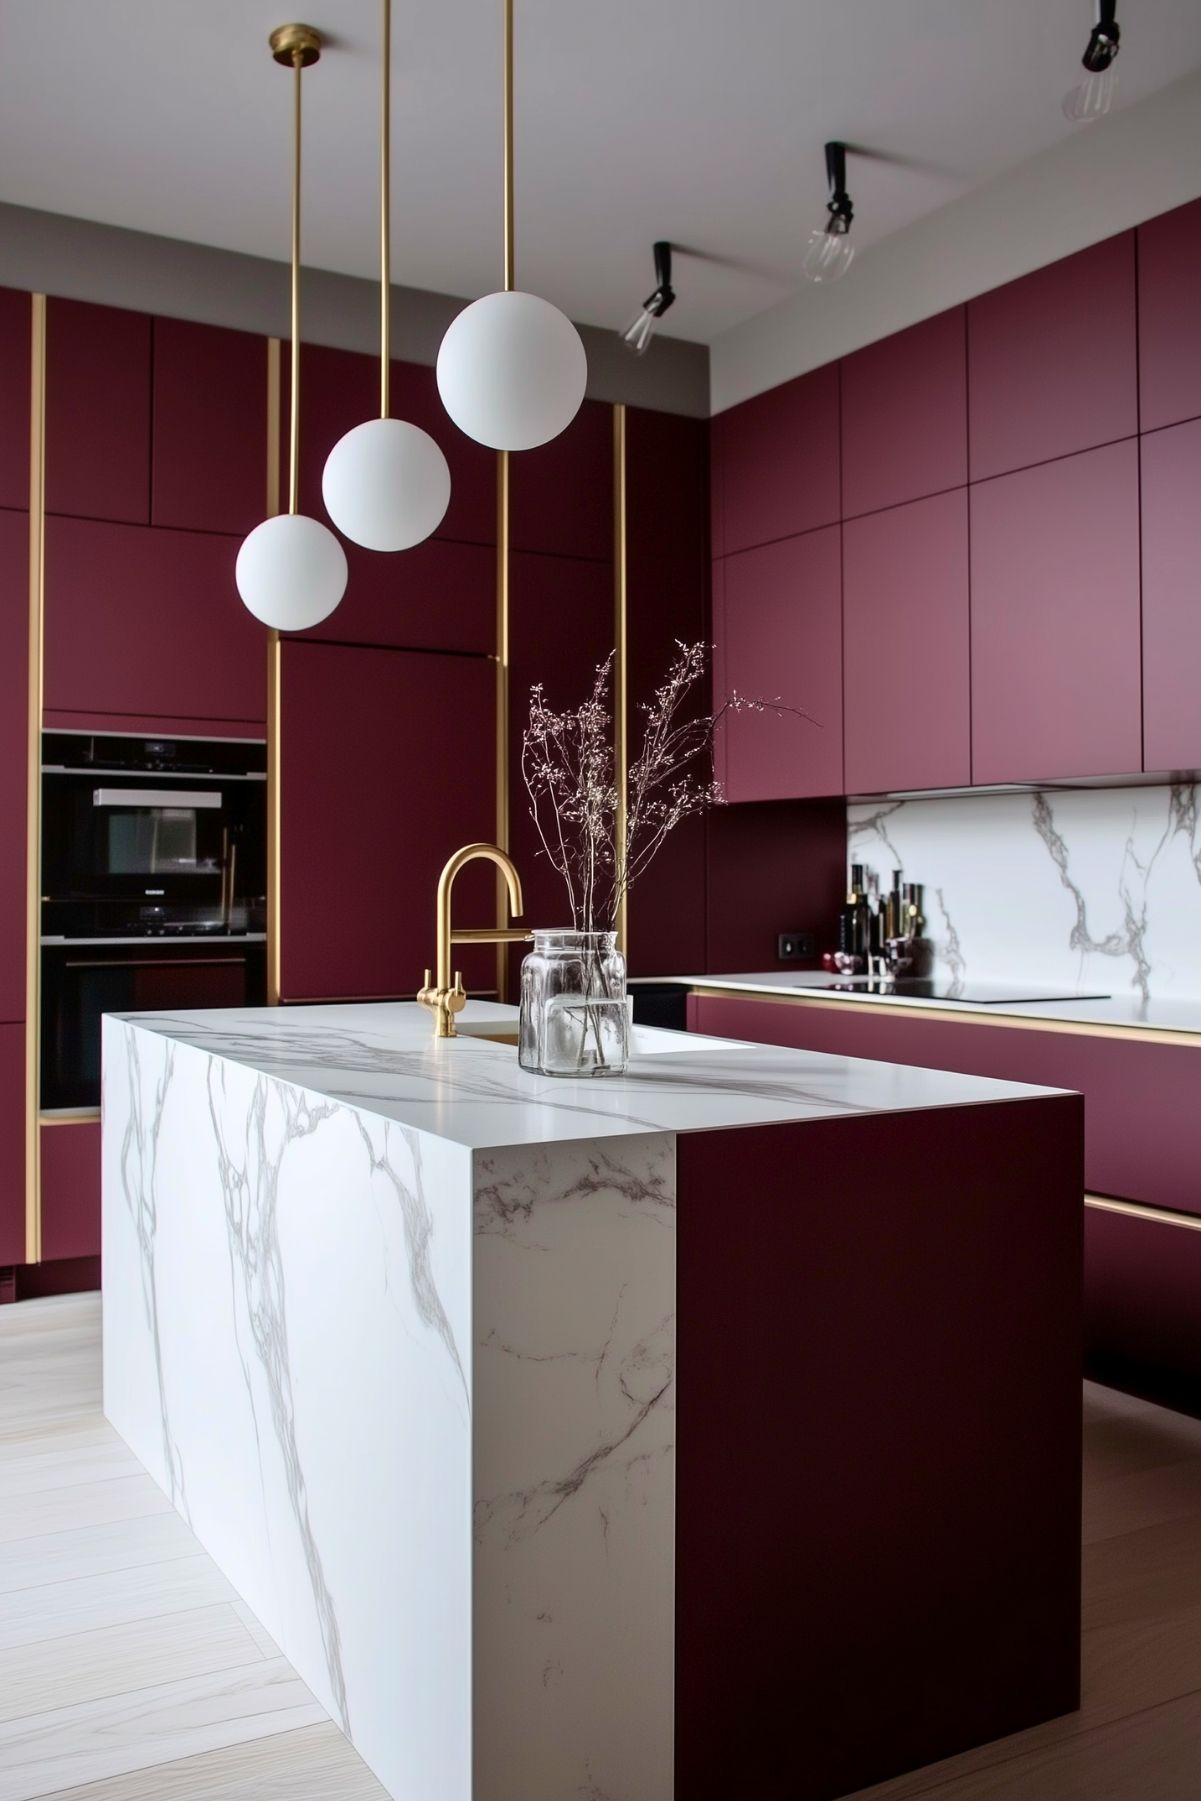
[436,289,588,451]
[620,306,657,357]
[236,511,348,630]
[1062,64,1119,121]
[801,226,855,285]
[321,417,451,552]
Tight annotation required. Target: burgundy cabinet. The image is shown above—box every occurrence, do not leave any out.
[967,235,1137,481]
[290,536,495,657]
[279,641,496,1001]
[0,1023,23,1264]
[841,307,967,518]
[0,288,31,511]
[40,1120,100,1264]
[969,440,1141,784]
[44,517,266,727]
[46,298,151,525]
[0,509,27,1023]
[1085,1206,1201,1397]
[288,342,495,550]
[714,528,843,801]
[152,318,267,537]
[843,489,971,794]
[510,400,612,562]
[1138,196,1201,434]
[1141,418,1201,772]
[509,552,614,934]
[711,363,840,557]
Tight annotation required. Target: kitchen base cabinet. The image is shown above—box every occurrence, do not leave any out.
[1085,1205,1201,1414]
[40,1119,101,1264]
[0,1024,25,1266]
[0,508,28,1023]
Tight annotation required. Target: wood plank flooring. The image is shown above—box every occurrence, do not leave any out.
[1,1292,1200,1797]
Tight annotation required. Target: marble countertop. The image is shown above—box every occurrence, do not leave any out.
[642,972,1201,1037]
[112,998,1064,1151]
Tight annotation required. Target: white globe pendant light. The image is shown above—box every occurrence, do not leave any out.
[435,0,587,453]
[237,24,347,631]
[322,0,451,550]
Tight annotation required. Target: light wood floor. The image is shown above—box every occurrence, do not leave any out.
[2,1296,1201,1799]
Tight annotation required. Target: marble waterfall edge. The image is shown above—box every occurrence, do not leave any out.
[102,1013,676,1801]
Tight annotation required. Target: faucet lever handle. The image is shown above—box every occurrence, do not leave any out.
[449,971,467,1015]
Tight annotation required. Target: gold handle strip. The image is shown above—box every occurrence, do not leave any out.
[1085,1193,1201,1233]
[613,403,628,960]
[40,1110,101,1128]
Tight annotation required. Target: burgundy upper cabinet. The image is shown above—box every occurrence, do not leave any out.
[967,235,1137,481]
[711,363,840,557]
[152,319,267,536]
[510,400,612,562]
[715,527,843,801]
[279,640,496,1001]
[290,535,495,657]
[0,509,27,1023]
[44,517,266,726]
[841,308,967,519]
[970,440,1141,785]
[843,490,971,794]
[1140,417,1201,772]
[1139,197,1201,434]
[0,288,31,511]
[46,298,151,524]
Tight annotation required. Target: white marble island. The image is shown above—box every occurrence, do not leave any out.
[102,999,1085,1801]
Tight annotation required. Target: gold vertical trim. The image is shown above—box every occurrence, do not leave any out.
[265,337,283,1007]
[25,295,46,1264]
[613,405,629,959]
[495,449,511,999]
[1085,1194,1201,1233]
[502,0,515,294]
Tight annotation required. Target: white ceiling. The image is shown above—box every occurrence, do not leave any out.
[1,0,1200,346]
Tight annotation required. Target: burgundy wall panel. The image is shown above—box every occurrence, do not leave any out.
[1140,418,1201,772]
[44,517,265,725]
[152,318,267,537]
[843,489,971,794]
[714,362,840,555]
[1085,1206,1201,1399]
[0,509,28,1023]
[967,234,1137,480]
[1138,196,1201,435]
[687,994,1201,1218]
[279,641,496,1001]
[969,440,1141,784]
[717,527,843,800]
[0,288,31,511]
[292,535,495,657]
[676,1100,1082,1798]
[704,799,845,975]
[46,298,151,525]
[509,552,614,938]
[0,1023,24,1265]
[625,408,709,977]
[841,306,968,518]
[510,399,612,562]
[40,1120,101,1264]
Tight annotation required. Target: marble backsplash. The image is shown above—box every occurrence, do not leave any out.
[848,783,1201,1003]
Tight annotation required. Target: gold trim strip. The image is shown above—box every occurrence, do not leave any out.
[265,337,283,1007]
[25,294,46,1266]
[1085,1193,1201,1234]
[685,985,1201,1048]
[613,405,629,960]
[40,1110,101,1128]
[495,448,510,999]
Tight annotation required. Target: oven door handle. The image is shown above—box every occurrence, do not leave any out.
[91,789,223,808]
[63,956,249,971]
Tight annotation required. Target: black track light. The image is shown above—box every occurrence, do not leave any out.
[802,142,855,284]
[619,241,677,357]
[1064,0,1120,121]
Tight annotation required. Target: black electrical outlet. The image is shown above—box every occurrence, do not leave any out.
[777,931,816,961]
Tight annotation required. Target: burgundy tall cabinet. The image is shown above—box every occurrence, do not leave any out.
[0,287,30,1265]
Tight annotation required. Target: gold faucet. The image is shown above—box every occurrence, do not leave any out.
[417,843,531,1038]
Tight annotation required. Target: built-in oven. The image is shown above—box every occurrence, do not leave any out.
[40,731,268,1111]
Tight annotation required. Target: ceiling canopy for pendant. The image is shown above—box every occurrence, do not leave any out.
[435,0,587,453]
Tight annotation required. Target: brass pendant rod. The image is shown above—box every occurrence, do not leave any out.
[502,0,514,292]
[379,0,391,416]
[289,46,302,514]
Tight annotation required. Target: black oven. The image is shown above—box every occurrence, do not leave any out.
[41,731,268,1111]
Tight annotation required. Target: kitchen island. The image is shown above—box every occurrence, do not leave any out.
[102,999,1083,1801]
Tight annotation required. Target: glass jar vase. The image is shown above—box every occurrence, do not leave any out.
[518,930,629,1077]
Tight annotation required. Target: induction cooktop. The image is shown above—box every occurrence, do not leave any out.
[806,978,1111,1005]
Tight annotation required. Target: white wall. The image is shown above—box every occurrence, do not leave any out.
[711,66,1201,415]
